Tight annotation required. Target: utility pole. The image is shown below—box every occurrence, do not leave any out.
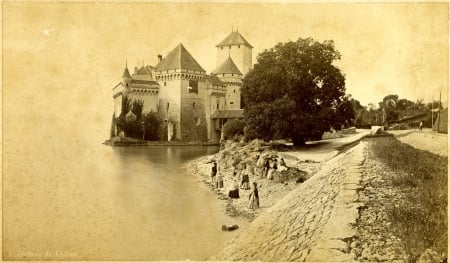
[431,96,434,131]
[437,92,441,132]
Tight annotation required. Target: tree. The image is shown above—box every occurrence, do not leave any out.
[132,99,144,119]
[379,94,399,123]
[142,111,162,141]
[242,37,352,145]
[110,113,116,138]
[223,119,246,140]
[120,95,132,117]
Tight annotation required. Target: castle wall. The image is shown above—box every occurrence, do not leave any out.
[216,74,243,109]
[179,77,208,142]
[158,78,182,140]
[127,91,159,114]
[205,81,226,142]
[114,95,122,118]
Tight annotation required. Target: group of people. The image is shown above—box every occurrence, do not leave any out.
[259,156,287,180]
[209,161,259,209]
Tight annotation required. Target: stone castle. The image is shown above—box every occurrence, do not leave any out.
[112,30,253,142]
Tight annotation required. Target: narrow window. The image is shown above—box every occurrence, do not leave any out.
[238,45,240,48]
[217,100,220,109]
[233,89,235,93]
[188,80,198,94]
[223,74,225,77]
[193,102,196,108]
[164,82,166,86]
[229,46,231,49]
[221,47,223,50]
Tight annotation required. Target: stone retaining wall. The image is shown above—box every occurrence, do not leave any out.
[216,142,367,261]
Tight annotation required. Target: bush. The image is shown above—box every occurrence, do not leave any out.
[223,119,246,140]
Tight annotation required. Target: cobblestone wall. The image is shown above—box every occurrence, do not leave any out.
[216,143,367,261]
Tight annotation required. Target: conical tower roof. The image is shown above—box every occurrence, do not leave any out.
[155,43,205,72]
[122,67,131,78]
[212,57,242,75]
[216,31,253,48]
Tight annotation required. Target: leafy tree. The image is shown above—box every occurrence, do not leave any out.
[132,99,144,119]
[120,95,132,117]
[110,113,116,138]
[242,37,352,145]
[379,94,399,123]
[223,119,246,140]
[142,111,162,141]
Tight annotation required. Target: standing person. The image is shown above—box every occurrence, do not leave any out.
[211,161,217,184]
[248,182,259,209]
[263,159,270,178]
[216,172,224,189]
[241,164,250,190]
[228,177,240,199]
[419,121,423,132]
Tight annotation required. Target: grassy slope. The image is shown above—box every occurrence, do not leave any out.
[369,136,447,262]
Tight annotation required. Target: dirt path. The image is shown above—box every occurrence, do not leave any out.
[389,130,447,157]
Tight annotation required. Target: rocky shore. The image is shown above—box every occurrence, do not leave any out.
[187,132,446,262]
[188,139,318,222]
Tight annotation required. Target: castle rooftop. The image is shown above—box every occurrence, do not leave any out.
[216,31,253,48]
[155,43,205,73]
[212,57,242,75]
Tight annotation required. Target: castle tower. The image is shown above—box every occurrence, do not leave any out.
[216,29,253,75]
[154,43,208,142]
[212,57,243,109]
[113,62,132,118]
[122,61,132,88]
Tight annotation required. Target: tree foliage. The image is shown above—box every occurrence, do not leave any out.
[121,95,132,116]
[115,96,162,140]
[223,119,246,140]
[351,95,442,128]
[142,111,162,141]
[132,99,144,119]
[242,37,353,145]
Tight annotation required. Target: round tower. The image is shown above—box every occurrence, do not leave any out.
[122,61,131,89]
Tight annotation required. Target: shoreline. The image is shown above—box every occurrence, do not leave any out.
[104,137,220,147]
[188,140,324,222]
[188,131,371,223]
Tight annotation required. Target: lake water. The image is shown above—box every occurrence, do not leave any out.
[3,141,241,260]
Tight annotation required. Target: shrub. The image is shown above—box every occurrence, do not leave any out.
[223,119,246,140]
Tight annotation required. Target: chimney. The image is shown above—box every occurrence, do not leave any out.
[157,54,162,63]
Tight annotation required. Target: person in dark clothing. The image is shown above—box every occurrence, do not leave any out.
[211,161,217,184]
[263,159,270,178]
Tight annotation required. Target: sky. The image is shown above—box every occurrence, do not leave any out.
[2,2,448,139]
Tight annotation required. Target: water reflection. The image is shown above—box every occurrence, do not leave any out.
[3,144,241,260]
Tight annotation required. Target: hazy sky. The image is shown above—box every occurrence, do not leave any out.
[3,2,448,139]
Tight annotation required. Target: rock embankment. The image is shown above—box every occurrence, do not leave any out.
[215,142,367,261]
[189,140,316,221]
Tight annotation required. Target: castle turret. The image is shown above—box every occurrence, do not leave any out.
[212,57,243,109]
[216,30,253,75]
[122,61,131,89]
